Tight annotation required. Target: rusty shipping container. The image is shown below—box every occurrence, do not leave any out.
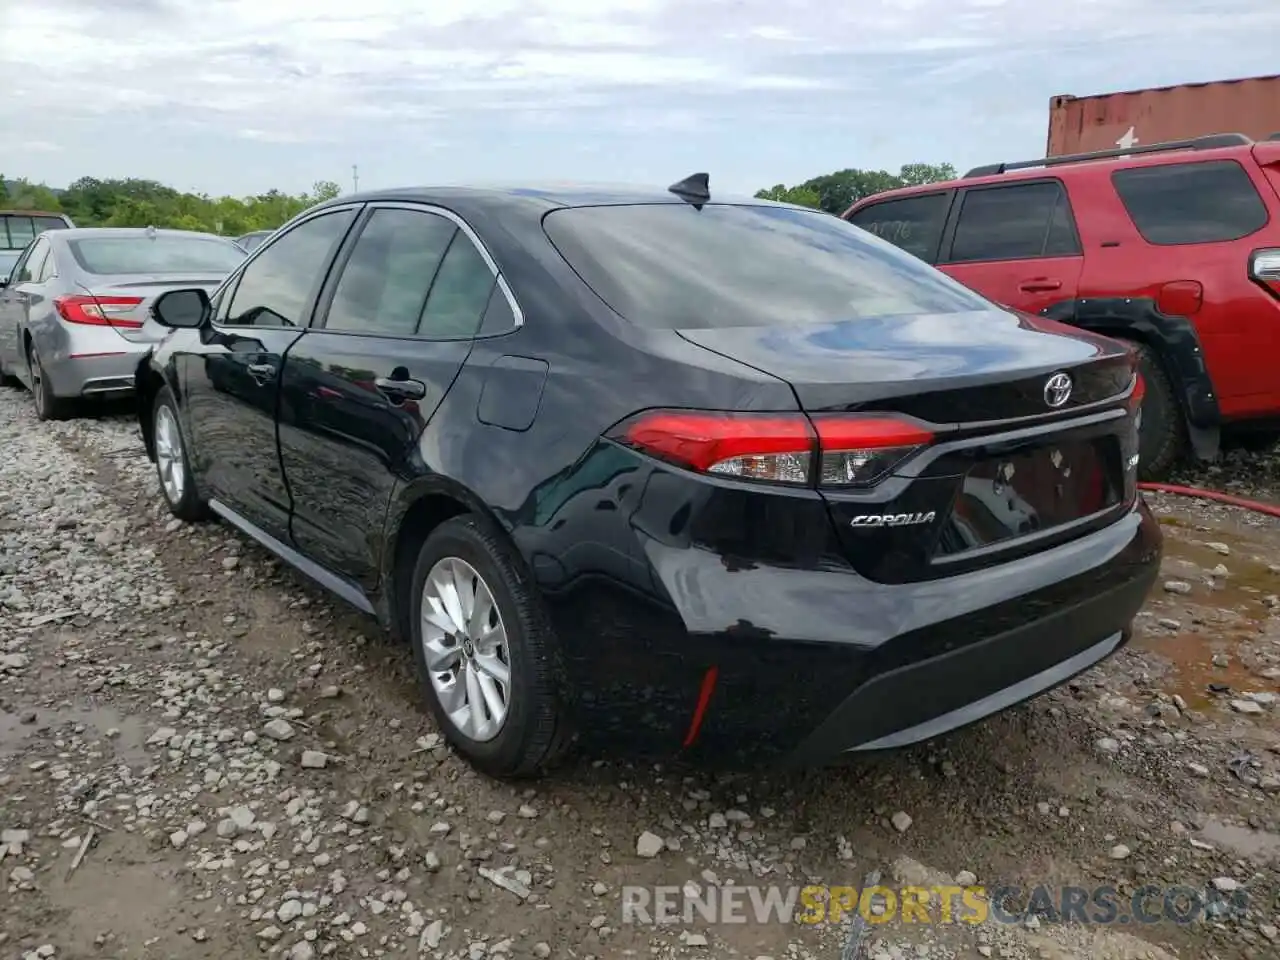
[1047,74,1280,156]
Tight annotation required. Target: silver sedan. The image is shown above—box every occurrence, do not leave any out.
[0,227,246,419]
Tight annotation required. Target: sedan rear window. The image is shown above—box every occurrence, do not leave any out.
[542,203,990,329]
[68,235,247,275]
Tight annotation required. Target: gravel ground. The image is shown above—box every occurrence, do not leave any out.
[2,386,1279,960]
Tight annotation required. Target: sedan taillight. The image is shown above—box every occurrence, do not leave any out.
[608,410,934,488]
[54,295,144,328]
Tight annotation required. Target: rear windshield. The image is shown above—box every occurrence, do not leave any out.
[542,203,990,329]
[2,215,68,249]
[68,235,246,275]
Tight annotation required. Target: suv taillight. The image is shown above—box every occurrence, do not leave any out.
[1249,249,1280,300]
[608,410,934,488]
[54,295,145,328]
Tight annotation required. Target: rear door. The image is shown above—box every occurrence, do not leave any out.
[280,203,508,588]
[846,190,954,264]
[936,179,1084,316]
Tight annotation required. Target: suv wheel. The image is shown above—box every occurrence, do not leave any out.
[409,515,570,778]
[1126,341,1184,482]
[153,386,209,521]
[27,341,74,421]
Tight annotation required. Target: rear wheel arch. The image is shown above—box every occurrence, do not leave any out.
[383,481,514,644]
[1043,297,1221,466]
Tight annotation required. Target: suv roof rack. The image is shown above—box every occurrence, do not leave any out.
[964,132,1254,178]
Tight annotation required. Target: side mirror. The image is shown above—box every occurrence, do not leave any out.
[152,288,210,328]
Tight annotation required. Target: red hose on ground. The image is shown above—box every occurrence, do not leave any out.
[1138,482,1280,519]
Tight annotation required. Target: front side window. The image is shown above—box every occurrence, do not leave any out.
[325,209,457,336]
[543,202,990,330]
[947,181,1074,263]
[1111,160,1269,245]
[848,193,951,262]
[223,211,355,328]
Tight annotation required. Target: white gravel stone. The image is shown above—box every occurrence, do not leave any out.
[636,831,665,858]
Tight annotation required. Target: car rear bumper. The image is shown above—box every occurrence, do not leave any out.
[44,341,148,398]
[547,496,1161,766]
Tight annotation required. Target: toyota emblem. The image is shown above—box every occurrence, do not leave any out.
[1043,372,1073,408]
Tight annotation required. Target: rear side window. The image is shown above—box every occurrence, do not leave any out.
[324,209,457,337]
[847,193,950,262]
[946,181,1079,263]
[1111,160,1269,245]
[543,203,990,330]
[3,216,36,249]
[419,233,499,339]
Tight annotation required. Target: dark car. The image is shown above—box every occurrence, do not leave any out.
[843,133,1280,479]
[135,177,1162,779]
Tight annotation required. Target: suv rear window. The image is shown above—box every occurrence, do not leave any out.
[847,193,950,261]
[1111,160,1269,245]
[2,215,67,249]
[543,203,990,330]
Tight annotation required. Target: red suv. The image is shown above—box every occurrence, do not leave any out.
[843,133,1280,479]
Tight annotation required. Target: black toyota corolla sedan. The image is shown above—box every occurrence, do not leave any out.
[135,176,1161,778]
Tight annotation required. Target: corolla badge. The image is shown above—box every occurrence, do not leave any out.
[1043,372,1073,408]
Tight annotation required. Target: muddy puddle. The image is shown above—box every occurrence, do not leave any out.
[0,703,151,766]
[1134,518,1280,712]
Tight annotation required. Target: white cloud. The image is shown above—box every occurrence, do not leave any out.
[0,0,1277,196]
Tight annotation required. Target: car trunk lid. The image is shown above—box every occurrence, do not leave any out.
[676,310,1140,582]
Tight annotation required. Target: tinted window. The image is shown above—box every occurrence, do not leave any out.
[68,235,245,275]
[948,182,1070,263]
[224,211,354,328]
[325,209,457,336]
[1111,160,1269,245]
[543,203,989,330]
[33,216,67,235]
[848,193,950,261]
[419,232,497,339]
[1044,190,1080,256]
[4,216,35,250]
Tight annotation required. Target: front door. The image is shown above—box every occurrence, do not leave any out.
[279,204,503,589]
[180,207,358,540]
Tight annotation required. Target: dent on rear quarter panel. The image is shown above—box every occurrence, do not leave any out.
[475,356,550,432]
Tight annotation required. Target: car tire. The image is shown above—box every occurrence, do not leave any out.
[152,385,209,522]
[26,341,74,421]
[409,514,571,778]
[1126,341,1183,482]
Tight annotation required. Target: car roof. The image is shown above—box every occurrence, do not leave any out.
[844,138,1260,215]
[311,183,778,223]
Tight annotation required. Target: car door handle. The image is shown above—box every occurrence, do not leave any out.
[246,362,276,382]
[374,377,427,401]
[1018,279,1063,293]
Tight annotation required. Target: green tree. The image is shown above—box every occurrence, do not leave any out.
[755,162,956,215]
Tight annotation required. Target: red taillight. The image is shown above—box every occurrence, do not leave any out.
[54,295,145,328]
[609,410,934,487]
[1250,248,1280,300]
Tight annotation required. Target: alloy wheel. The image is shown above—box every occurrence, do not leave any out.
[154,405,186,505]
[419,557,512,742]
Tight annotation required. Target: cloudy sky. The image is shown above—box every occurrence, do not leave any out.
[1,0,1278,198]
